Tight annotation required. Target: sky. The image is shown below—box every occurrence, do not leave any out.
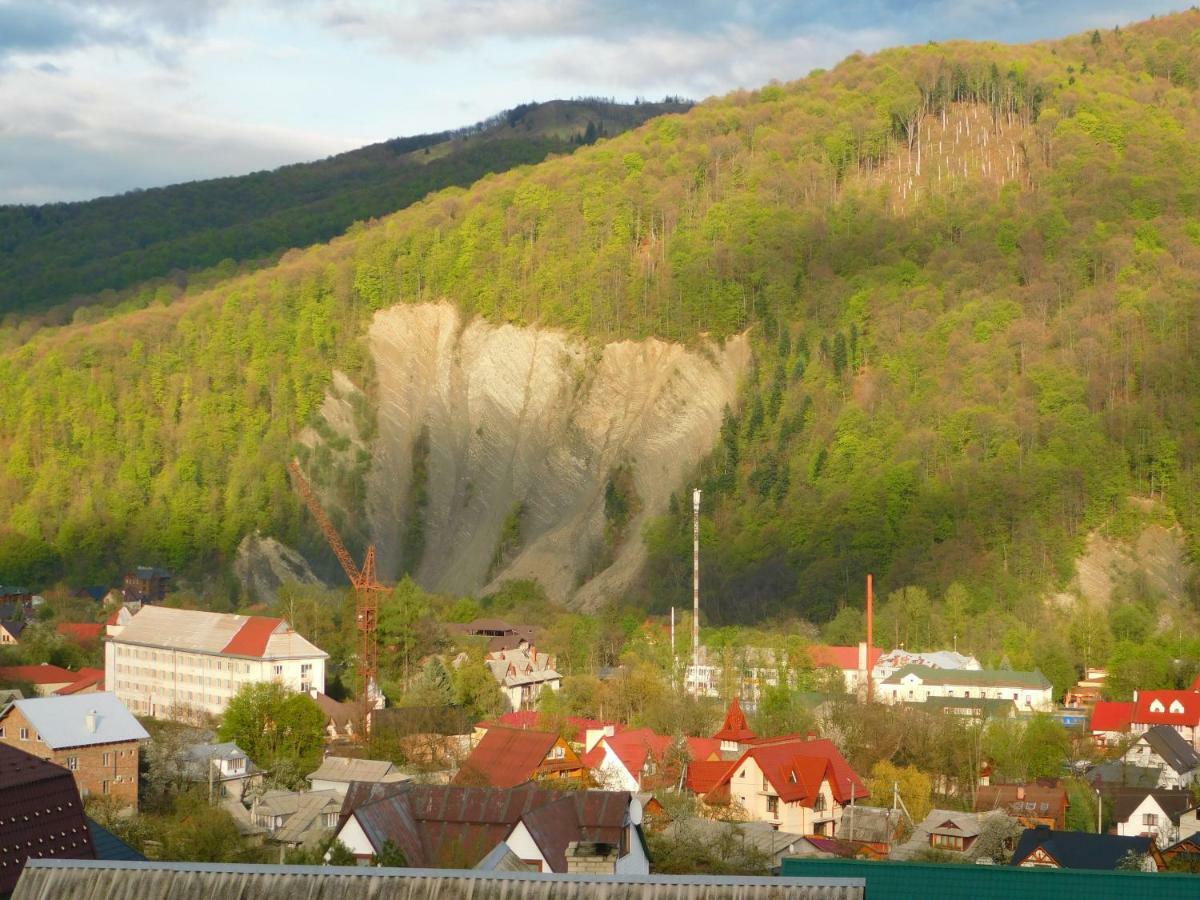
[0,0,1175,205]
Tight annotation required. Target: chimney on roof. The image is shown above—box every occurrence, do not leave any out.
[1016,785,1025,801]
[84,710,98,733]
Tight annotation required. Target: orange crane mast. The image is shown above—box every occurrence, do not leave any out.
[287,459,383,713]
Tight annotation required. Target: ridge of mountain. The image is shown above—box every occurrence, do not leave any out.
[1,13,1198,627]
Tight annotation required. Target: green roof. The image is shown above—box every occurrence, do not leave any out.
[881,665,1051,690]
[919,697,1016,718]
[780,858,1199,900]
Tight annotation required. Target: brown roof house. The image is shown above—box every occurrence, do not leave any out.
[974,781,1069,830]
[0,692,148,811]
[0,743,96,894]
[453,726,584,789]
[335,783,650,873]
[251,789,343,849]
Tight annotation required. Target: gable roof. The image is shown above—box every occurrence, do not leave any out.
[722,737,866,806]
[881,664,1051,690]
[0,743,96,894]
[686,759,737,795]
[1139,724,1200,775]
[974,783,1068,822]
[85,819,146,862]
[308,756,402,785]
[111,606,326,660]
[1091,701,1135,733]
[8,693,149,749]
[55,622,104,643]
[453,727,567,788]
[1111,787,1195,825]
[346,784,633,871]
[55,668,105,696]
[479,711,621,746]
[1133,690,1200,728]
[0,663,78,685]
[0,618,27,639]
[1011,826,1155,870]
[712,698,756,743]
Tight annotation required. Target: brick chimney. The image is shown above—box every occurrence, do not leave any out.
[565,841,618,875]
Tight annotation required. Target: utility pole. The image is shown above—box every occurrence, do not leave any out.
[692,488,701,666]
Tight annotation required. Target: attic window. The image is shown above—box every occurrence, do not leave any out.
[789,771,798,783]
[1170,700,1185,714]
[1151,700,1165,713]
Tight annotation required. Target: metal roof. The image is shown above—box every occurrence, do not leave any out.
[112,606,326,660]
[306,756,398,784]
[13,859,865,899]
[453,726,565,788]
[881,664,1051,689]
[10,693,148,750]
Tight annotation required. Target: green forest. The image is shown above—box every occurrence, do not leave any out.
[0,98,689,318]
[1,10,1199,687]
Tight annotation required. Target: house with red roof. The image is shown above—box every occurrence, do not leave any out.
[1131,690,1200,750]
[56,622,104,644]
[453,726,585,789]
[807,643,884,694]
[1091,701,1135,748]
[0,664,105,697]
[704,736,867,836]
[103,605,327,722]
[583,728,722,792]
[712,698,757,754]
[477,711,621,753]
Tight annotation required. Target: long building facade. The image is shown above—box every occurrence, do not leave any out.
[104,606,327,721]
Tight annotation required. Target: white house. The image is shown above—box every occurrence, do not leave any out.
[182,741,262,801]
[1121,725,1200,789]
[1112,787,1194,849]
[878,664,1054,711]
[484,647,562,711]
[105,606,327,721]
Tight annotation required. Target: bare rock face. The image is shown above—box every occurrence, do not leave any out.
[234,532,325,602]
[314,302,749,609]
[1073,521,1191,608]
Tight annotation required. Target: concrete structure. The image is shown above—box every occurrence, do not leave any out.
[878,664,1053,711]
[105,606,327,721]
[0,692,148,809]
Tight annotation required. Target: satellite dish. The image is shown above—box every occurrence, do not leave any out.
[628,796,644,826]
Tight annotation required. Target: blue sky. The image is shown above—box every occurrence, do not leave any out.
[0,1,1175,204]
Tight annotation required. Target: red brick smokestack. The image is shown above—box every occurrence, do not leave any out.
[866,574,874,702]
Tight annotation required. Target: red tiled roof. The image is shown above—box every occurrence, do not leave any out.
[686,759,736,794]
[1133,690,1200,728]
[1091,701,1134,733]
[713,698,757,743]
[55,622,104,642]
[808,645,883,671]
[686,736,722,761]
[481,711,620,746]
[54,668,105,696]
[453,727,568,788]
[604,728,669,779]
[0,664,77,685]
[717,737,867,806]
[0,743,96,893]
[220,616,283,657]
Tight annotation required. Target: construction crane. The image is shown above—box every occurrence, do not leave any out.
[288,459,384,714]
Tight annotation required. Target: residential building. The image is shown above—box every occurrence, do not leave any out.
[891,809,1020,861]
[712,697,757,755]
[0,618,26,645]
[871,649,981,683]
[1131,689,1200,750]
[56,622,104,644]
[0,663,100,697]
[483,646,562,711]
[705,737,866,835]
[0,692,148,809]
[1179,802,1200,843]
[878,664,1053,711]
[11,859,859,899]
[104,605,327,721]
[584,727,721,793]
[122,567,171,603]
[807,643,884,694]
[477,710,621,754]
[306,756,408,794]
[1010,825,1162,871]
[309,690,365,741]
[1162,834,1200,869]
[251,789,342,848]
[1120,724,1200,789]
[449,618,538,652]
[0,743,96,895]
[1111,787,1193,848]
[1065,667,1108,708]
[836,805,905,853]
[974,781,1069,830]
[181,741,262,801]
[336,783,649,874]
[663,819,807,870]
[1091,700,1134,747]
[454,726,585,788]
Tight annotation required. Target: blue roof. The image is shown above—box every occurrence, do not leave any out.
[1011,826,1153,870]
[85,819,146,862]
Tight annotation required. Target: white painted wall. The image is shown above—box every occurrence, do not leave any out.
[1116,794,1178,848]
[506,821,549,871]
[335,815,375,862]
[726,756,838,835]
[614,826,650,875]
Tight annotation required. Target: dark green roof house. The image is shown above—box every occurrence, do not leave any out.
[879,665,1054,711]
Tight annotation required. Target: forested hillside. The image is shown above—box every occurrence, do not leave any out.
[1,13,1199,651]
[0,98,688,318]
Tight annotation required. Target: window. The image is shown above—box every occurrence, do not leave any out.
[301,664,312,673]
[931,833,964,851]
[549,745,565,759]
[762,773,771,792]
[102,752,111,766]
[67,757,79,771]
[814,793,827,813]
[273,665,283,676]
[102,781,110,795]
[19,727,28,741]
[767,796,779,817]
[1144,813,1159,827]
[0,727,4,738]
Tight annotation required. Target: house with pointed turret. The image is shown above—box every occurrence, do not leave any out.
[712,698,757,756]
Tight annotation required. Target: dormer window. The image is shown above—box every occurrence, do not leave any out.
[1151,699,1165,713]
[1170,700,1185,714]
[789,770,798,784]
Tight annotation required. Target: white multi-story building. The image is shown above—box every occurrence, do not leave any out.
[105,606,327,721]
[878,664,1054,711]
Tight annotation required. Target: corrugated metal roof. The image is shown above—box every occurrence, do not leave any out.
[306,756,398,784]
[453,726,564,788]
[11,693,148,750]
[13,859,865,899]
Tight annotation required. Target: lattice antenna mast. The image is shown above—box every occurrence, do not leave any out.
[288,460,382,713]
